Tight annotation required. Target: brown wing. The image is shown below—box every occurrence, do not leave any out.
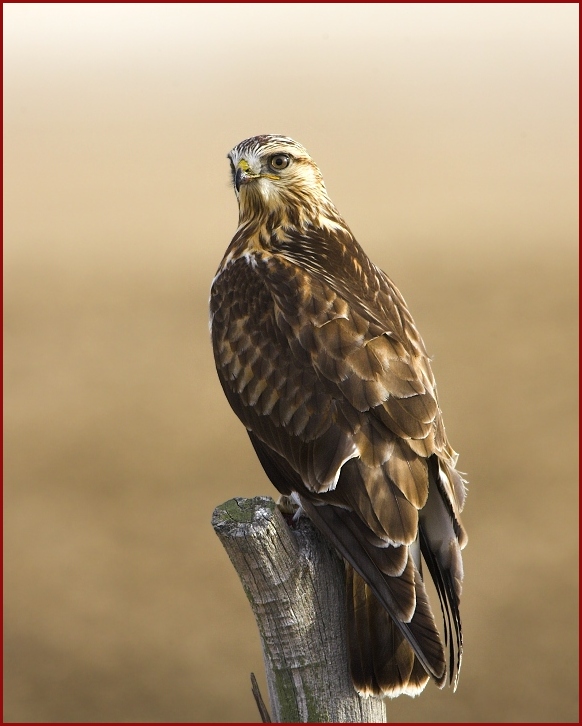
[210,240,466,693]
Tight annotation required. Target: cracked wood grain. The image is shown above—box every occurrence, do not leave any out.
[212,496,386,723]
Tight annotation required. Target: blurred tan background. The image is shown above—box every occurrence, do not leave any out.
[3,3,578,722]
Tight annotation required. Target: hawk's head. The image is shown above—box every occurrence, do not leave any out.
[227,135,335,228]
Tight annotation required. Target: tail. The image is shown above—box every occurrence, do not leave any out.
[346,565,438,698]
[344,453,467,698]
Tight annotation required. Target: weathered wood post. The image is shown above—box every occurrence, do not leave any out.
[212,496,387,723]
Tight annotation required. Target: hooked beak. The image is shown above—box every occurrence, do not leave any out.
[234,159,259,193]
[234,166,245,193]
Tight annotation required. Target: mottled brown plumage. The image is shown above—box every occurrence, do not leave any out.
[210,135,468,698]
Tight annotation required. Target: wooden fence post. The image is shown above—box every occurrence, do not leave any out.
[212,496,387,723]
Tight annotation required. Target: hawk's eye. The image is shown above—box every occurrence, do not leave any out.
[269,154,290,171]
